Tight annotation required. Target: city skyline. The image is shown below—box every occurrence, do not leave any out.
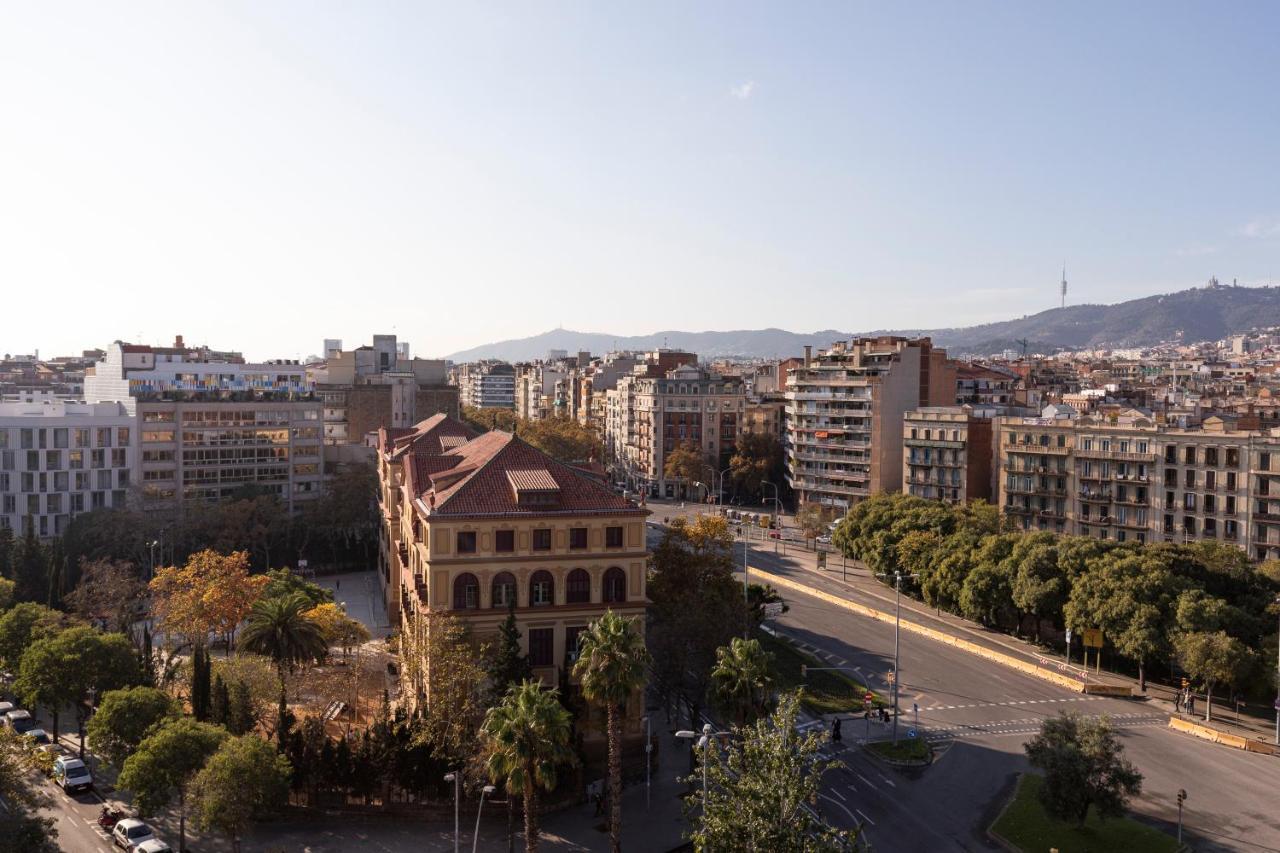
[4,3,1280,359]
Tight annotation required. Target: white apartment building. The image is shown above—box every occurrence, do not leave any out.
[0,400,136,537]
[456,361,516,410]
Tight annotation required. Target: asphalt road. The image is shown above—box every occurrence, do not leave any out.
[746,543,1280,853]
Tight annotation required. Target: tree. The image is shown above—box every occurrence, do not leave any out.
[227,679,256,735]
[0,727,58,850]
[118,718,228,852]
[710,637,774,726]
[0,576,15,613]
[149,550,269,651]
[485,603,533,701]
[686,693,852,851]
[1023,712,1143,826]
[728,432,785,501]
[647,519,748,722]
[302,602,370,659]
[1007,537,1068,641]
[415,612,488,767]
[17,626,141,748]
[192,735,292,853]
[211,654,279,733]
[190,645,212,721]
[519,416,603,463]
[482,681,576,853]
[210,674,231,727]
[238,591,328,739]
[792,502,833,540]
[259,568,333,608]
[572,611,651,853]
[461,405,519,434]
[958,557,1016,629]
[663,440,713,498]
[0,602,69,670]
[11,523,48,604]
[86,686,178,768]
[63,558,145,633]
[1174,630,1256,722]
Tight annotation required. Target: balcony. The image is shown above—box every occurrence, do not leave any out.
[1006,443,1070,455]
[1079,492,1112,503]
[1075,449,1155,462]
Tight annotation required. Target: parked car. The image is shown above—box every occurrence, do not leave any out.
[0,701,14,716]
[4,709,36,734]
[135,839,173,853]
[113,819,157,851]
[22,728,51,746]
[816,534,832,545]
[53,756,93,793]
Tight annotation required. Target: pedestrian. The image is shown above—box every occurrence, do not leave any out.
[336,579,341,591]
[1173,691,1182,713]
[1187,694,1195,715]
[832,717,843,744]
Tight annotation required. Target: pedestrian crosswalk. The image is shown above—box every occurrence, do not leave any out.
[921,695,1106,712]
[924,713,1165,742]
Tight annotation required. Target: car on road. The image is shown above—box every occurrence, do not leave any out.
[816,534,832,545]
[135,839,173,853]
[0,700,13,716]
[113,819,157,851]
[53,756,93,793]
[4,708,36,734]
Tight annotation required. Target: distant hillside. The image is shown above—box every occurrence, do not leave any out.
[446,283,1280,361]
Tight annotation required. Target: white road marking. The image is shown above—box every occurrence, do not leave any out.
[819,792,860,823]
[832,787,847,801]
[856,772,874,787]
[878,774,895,787]
[856,808,877,826]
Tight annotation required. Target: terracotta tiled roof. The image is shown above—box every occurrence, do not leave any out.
[407,430,641,518]
[386,414,478,460]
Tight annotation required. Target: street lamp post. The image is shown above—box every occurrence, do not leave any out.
[1274,598,1280,746]
[1177,789,1187,844]
[761,480,783,524]
[472,784,496,853]
[741,528,750,639]
[715,466,732,507]
[444,772,460,853]
[875,570,914,745]
[643,715,652,810]
[676,723,728,840]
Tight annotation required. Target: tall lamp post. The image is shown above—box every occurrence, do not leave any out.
[715,465,732,507]
[761,480,783,524]
[875,570,916,745]
[1274,596,1280,746]
[444,772,460,853]
[473,784,496,853]
[675,723,729,834]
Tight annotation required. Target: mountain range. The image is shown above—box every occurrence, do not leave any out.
[445,282,1280,362]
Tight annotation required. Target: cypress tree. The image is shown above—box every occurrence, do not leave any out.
[228,679,254,735]
[210,673,230,726]
[191,646,211,721]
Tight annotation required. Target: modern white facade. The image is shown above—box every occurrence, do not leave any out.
[0,400,137,537]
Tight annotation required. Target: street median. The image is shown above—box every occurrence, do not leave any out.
[1168,716,1277,755]
[753,568,1128,697]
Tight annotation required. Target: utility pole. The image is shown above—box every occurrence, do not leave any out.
[891,571,902,745]
[742,530,750,639]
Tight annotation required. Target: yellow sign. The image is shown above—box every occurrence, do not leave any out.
[1083,628,1104,648]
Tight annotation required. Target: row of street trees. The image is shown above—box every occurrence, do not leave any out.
[662,433,788,504]
[834,493,1279,715]
[460,406,604,463]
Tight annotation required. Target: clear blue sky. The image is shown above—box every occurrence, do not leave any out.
[3,2,1279,360]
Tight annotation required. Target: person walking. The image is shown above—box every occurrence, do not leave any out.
[1187,693,1195,716]
[1173,691,1182,713]
[832,716,843,744]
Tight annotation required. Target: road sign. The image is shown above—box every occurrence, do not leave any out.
[1083,628,1104,648]
[907,729,917,739]
[1065,627,1073,644]
[863,692,874,706]
[887,670,896,684]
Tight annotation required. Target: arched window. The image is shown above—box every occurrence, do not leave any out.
[491,572,516,608]
[530,570,554,607]
[452,573,479,610]
[603,567,627,603]
[566,569,591,603]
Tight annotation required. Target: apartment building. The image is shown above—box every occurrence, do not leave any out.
[456,361,516,410]
[606,363,746,498]
[84,340,323,510]
[786,337,957,510]
[379,415,648,760]
[902,406,995,504]
[997,416,1279,554]
[0,400,136,537]
[314,335,457,445]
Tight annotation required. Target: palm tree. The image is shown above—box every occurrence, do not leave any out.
[238,592,327,704]
[571,611,651,853]
[711,636,774,726]
[482,680,575,853]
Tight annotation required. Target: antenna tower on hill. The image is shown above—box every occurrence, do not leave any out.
[1060,264,1068,309]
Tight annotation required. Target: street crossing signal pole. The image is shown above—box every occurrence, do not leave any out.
[892,571,902,745]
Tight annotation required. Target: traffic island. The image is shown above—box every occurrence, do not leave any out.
[754,628,882,715]
[865,736,931,767]
[988,773,1180,853]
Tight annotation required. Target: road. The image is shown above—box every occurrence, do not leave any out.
[740,535,1280,852]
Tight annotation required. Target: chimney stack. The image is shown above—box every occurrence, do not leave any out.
[803,345,812,367]
[174,334,185,349]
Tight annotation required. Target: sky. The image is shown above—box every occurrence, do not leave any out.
[3,2,1280,361]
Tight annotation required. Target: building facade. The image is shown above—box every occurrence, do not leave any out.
[378,415,649,760]
[84,340,323,510]
[456,361,516,410]
[786,337,957,510]
[902,406,995,504]
[0,400,136,537]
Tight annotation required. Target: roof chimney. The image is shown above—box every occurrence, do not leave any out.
[174,334,185,349]
[803,345,812,367]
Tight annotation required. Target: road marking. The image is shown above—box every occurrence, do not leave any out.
[856,808,877,826]
[832,787,847,801]
[856,772,874,786]
[878,773,895,787]
[818,792,860,824]
[847,783,858,794]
